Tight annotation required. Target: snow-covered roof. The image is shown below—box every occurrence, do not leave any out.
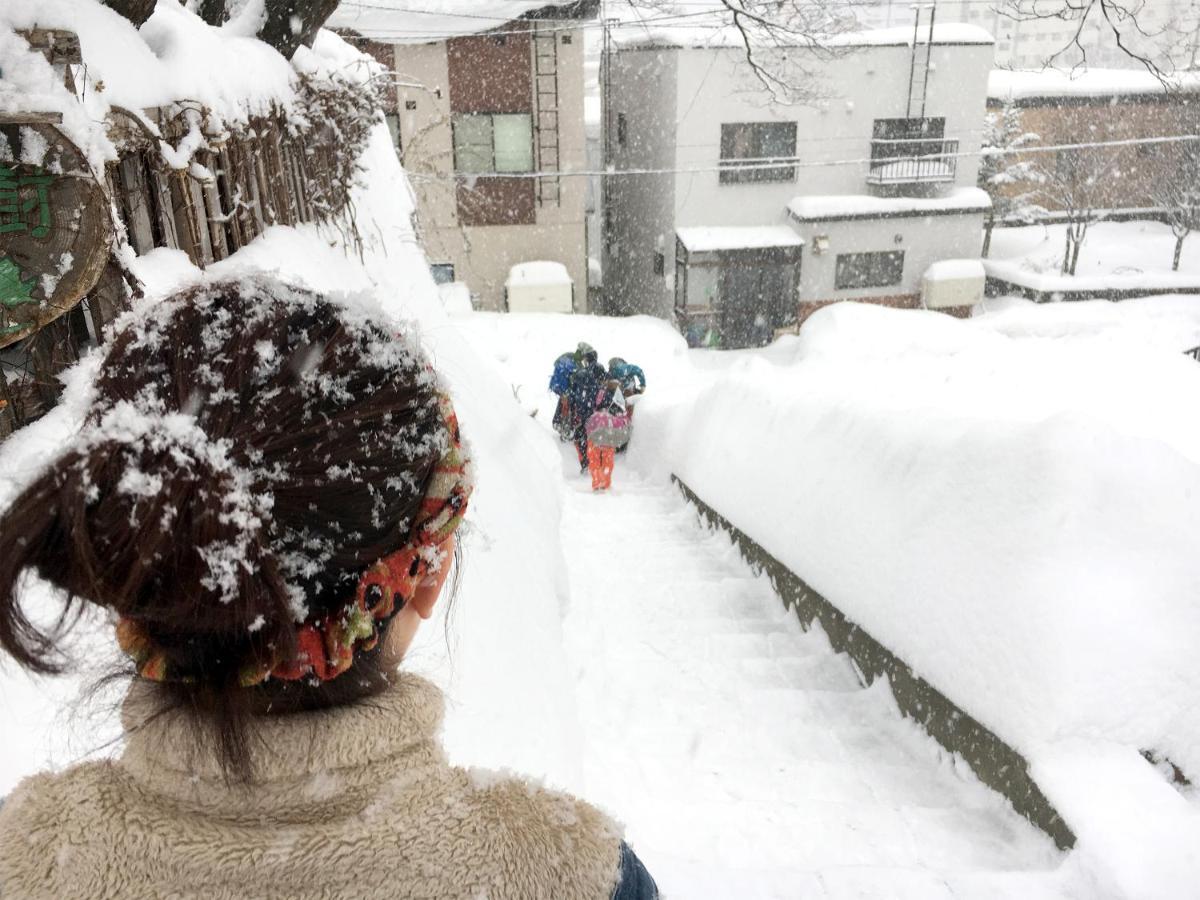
[328,1,590,43]
[507,260,573,286]
[614,20,992,51]
[988,67,1200,102]
[924,259,986,282]
[676,225,804,253]
[788,188,991,222]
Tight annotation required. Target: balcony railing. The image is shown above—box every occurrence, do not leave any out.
[867,137,959,185]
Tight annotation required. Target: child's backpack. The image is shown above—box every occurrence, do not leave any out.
[549,353,576,395]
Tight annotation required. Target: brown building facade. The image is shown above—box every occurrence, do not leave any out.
[986,77,1200,217]
[359,5,594,311]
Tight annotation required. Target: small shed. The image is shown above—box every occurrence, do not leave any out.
[673,225,803,349]
[505,261,574,313]
[922,259,986,312]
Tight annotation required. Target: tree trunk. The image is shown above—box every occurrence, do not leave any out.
[196,0,230,26]
[1061,225,1072,275]
[258,0,341,59]
[982,218,994,259]
[1175,233,1187,271]
[101,0,156,27]
[1068,228,1084,276]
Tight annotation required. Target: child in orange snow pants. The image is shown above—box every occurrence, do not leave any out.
[584,394,631,492]
[587,444,615,491]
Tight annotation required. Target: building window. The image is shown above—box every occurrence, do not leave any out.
[430,263,456,285]
[653,251,665,276]
[385,113,402,156]
[835,251,905,290]
[617,113,628,147]
[719,122,797,184]
[452,113,534,173]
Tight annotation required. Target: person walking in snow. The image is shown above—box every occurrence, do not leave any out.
[567,345,608,472]
[607,357,646,397]
[0,278,657,900]
[549,351,577,440]
[585,391,632,492]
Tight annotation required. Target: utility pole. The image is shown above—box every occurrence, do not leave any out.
[600,4,613,314]
[1189,0,1200,70]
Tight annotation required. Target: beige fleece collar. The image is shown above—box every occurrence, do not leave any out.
[120,672,446,787]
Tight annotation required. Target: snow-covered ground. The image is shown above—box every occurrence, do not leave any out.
[985,221,1200,294]
[456,301,1200,899]
[5,6,1200,894]
[975,294,1200,353]
[560,470,1068,899]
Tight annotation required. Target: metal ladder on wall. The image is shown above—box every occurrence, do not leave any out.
[906,3,937,119]
[534,24,561,207]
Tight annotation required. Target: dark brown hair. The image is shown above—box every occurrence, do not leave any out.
[0,278,448,779]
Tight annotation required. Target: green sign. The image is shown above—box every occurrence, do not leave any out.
[0,164,53,239]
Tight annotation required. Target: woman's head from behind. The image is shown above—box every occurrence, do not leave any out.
[0,277,469,779]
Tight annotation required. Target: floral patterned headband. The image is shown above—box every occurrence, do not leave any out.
[117,392,473,687]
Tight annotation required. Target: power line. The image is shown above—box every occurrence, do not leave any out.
[406,132,1200,181]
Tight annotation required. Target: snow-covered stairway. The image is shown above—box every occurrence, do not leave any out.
[561,473,1071,900]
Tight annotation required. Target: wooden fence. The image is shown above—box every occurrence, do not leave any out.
[1,30,360,438]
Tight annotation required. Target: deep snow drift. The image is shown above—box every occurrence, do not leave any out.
[457,299,1200,900]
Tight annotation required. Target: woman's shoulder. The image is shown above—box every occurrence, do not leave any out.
[0,761,119,894]
[437,766,627,899]
[1,760,112,826]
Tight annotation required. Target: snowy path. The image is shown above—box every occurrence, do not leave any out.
[561,470,1071,900]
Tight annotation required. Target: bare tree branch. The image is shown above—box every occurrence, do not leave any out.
[998,1,1190,85]
[622,1,866,105]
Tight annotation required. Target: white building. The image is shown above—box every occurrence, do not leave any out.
[602,22,994,346]
[918,0,1200,71]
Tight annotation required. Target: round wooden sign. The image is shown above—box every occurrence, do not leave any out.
[0,121,111,349]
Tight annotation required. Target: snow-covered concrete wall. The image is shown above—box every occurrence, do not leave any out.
[603,47,678,318]
[792,209,986,304]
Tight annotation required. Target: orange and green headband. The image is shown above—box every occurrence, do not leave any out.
[117,392,473,687]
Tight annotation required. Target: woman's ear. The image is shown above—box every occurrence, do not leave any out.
[410,535,456,620]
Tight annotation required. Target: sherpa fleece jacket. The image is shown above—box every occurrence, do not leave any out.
[0,674,637,900]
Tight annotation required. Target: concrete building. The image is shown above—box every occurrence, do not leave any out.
[366,3,594,311]
[603,22,994,346]
[874,0,1200,71]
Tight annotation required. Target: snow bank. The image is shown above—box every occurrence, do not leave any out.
[975,294,1200,354]
[676,226,804,253]
[328,0,584,43]
[0,0,299,170]
[925,258,986,282]
[506,260,572,287]
[615,17,992,50]
[451,310,690,421]
[988,67,1200,101]
[789,187,991,221]
[984,221,1200,296]
[624,301,1200,898]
